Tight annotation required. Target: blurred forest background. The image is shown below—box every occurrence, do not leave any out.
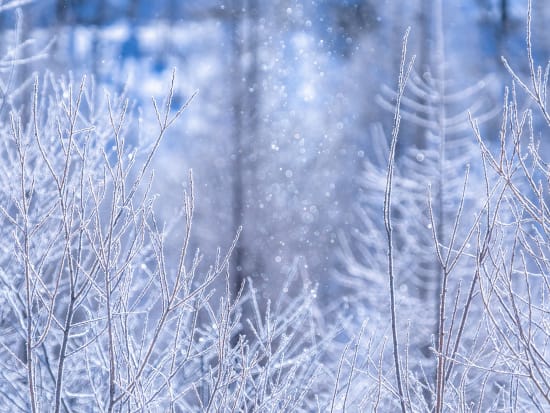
[3,0,548,304]
[3,0,550,410]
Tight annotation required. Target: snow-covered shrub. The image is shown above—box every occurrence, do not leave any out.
[338,1,550,411]
[0,9,326,409]
[3,1,550,412]
[0,71,328,412]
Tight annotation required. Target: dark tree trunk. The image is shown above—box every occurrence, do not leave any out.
[501,0,508,27]
[230,0,261,312]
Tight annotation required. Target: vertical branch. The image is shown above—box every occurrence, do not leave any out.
[383,29,415,413]
[14,111,37,413]
[52,78,87,413]
[433,0,447,409]
[502,0,550,126]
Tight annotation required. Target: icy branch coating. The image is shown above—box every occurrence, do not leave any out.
[0,1,550,411]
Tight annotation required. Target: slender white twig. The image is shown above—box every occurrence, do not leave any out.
[383,28,415,413]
